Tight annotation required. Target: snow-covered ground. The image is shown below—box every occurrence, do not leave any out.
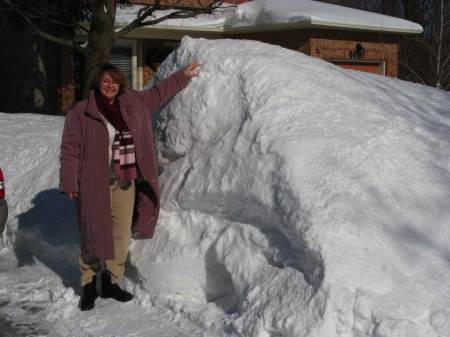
[1,37,450,337]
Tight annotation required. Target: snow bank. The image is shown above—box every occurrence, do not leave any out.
[0,113,81,286]
[1,37,450,337]
[132,37,450,336]
[0,114,67,249]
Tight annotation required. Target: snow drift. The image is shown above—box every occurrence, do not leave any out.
[141,37,450,337]
[1,37,450,337]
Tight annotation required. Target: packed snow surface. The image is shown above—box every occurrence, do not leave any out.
[1,37,450,337]
[115,0,423,33]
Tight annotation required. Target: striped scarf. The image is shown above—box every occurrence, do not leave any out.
[95,91,137,180]
[112,130,137,180]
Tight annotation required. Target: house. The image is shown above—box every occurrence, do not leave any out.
[0,0,423,114]
[66,0,424,112]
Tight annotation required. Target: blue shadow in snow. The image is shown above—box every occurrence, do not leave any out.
[14,189,80,290]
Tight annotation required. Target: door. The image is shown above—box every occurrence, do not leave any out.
[331,60,385,75]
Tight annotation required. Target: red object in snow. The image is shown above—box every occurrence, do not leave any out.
[0,168,4,200]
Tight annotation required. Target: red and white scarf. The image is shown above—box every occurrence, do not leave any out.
[112,130,137,180]
[95,91,137,180]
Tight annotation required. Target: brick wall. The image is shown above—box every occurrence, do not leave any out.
[309,39,399,77]
[308,30,398,77]
[226,29,399,77]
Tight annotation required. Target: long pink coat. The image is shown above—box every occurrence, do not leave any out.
[60,70,189,260]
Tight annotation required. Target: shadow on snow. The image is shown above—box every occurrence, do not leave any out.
[14,189,80,290]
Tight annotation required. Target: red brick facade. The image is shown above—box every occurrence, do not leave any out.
[227,29,399,77]
[309,31,399,77]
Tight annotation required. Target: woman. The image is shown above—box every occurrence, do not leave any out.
[60,61,200,311]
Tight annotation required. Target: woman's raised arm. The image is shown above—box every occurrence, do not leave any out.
[139,61,201,114]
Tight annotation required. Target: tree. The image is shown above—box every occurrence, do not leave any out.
[317,0,450,90]
[398,0,450,89]
[1,0,225,96]
[432,0,450,88]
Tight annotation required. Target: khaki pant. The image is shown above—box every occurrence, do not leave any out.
[79,179,135,286]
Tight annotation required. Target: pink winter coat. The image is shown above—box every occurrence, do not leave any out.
[59,70,189,260]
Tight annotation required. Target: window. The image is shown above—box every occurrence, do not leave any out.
[109,40,137,89]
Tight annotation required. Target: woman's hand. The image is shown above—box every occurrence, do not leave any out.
[184,61,201,79]
[67,192,79,200]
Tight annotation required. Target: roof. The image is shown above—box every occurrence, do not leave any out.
[130,0,214,9]
[115,0,424,35]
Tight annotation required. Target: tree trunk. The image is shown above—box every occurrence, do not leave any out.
[435,0,443,88]
[82,0,117,98]
[32,39,48,113]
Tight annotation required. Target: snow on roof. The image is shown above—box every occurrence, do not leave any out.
[115,0,423,34]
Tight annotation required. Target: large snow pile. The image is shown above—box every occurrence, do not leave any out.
[1,37,450,337]
[144,37,450,336]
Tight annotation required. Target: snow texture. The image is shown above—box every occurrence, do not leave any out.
[115,0,423,33]
[1,37,450,337]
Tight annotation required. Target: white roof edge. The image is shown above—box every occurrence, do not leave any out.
[136,24,224,32]
[309,18,423,34]
[135,20,423,35]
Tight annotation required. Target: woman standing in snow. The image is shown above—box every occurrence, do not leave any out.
[60,61,200,311]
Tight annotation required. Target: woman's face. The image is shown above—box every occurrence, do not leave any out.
[99,71,119,102]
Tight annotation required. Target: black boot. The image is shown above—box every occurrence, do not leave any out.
[79,275,97,311]
[101,271,133,302]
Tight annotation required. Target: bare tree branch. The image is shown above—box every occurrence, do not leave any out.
[442,53,450,68]
[114,5,159,39]
[114,0,225,39]
[136,8,212,27]
[440,67,450,83]
[400,60,427,84]
[1,0,86,53]
[22,7,90,33]
[416,38,438,55]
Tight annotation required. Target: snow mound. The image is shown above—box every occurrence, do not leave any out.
[132,37,450,336]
